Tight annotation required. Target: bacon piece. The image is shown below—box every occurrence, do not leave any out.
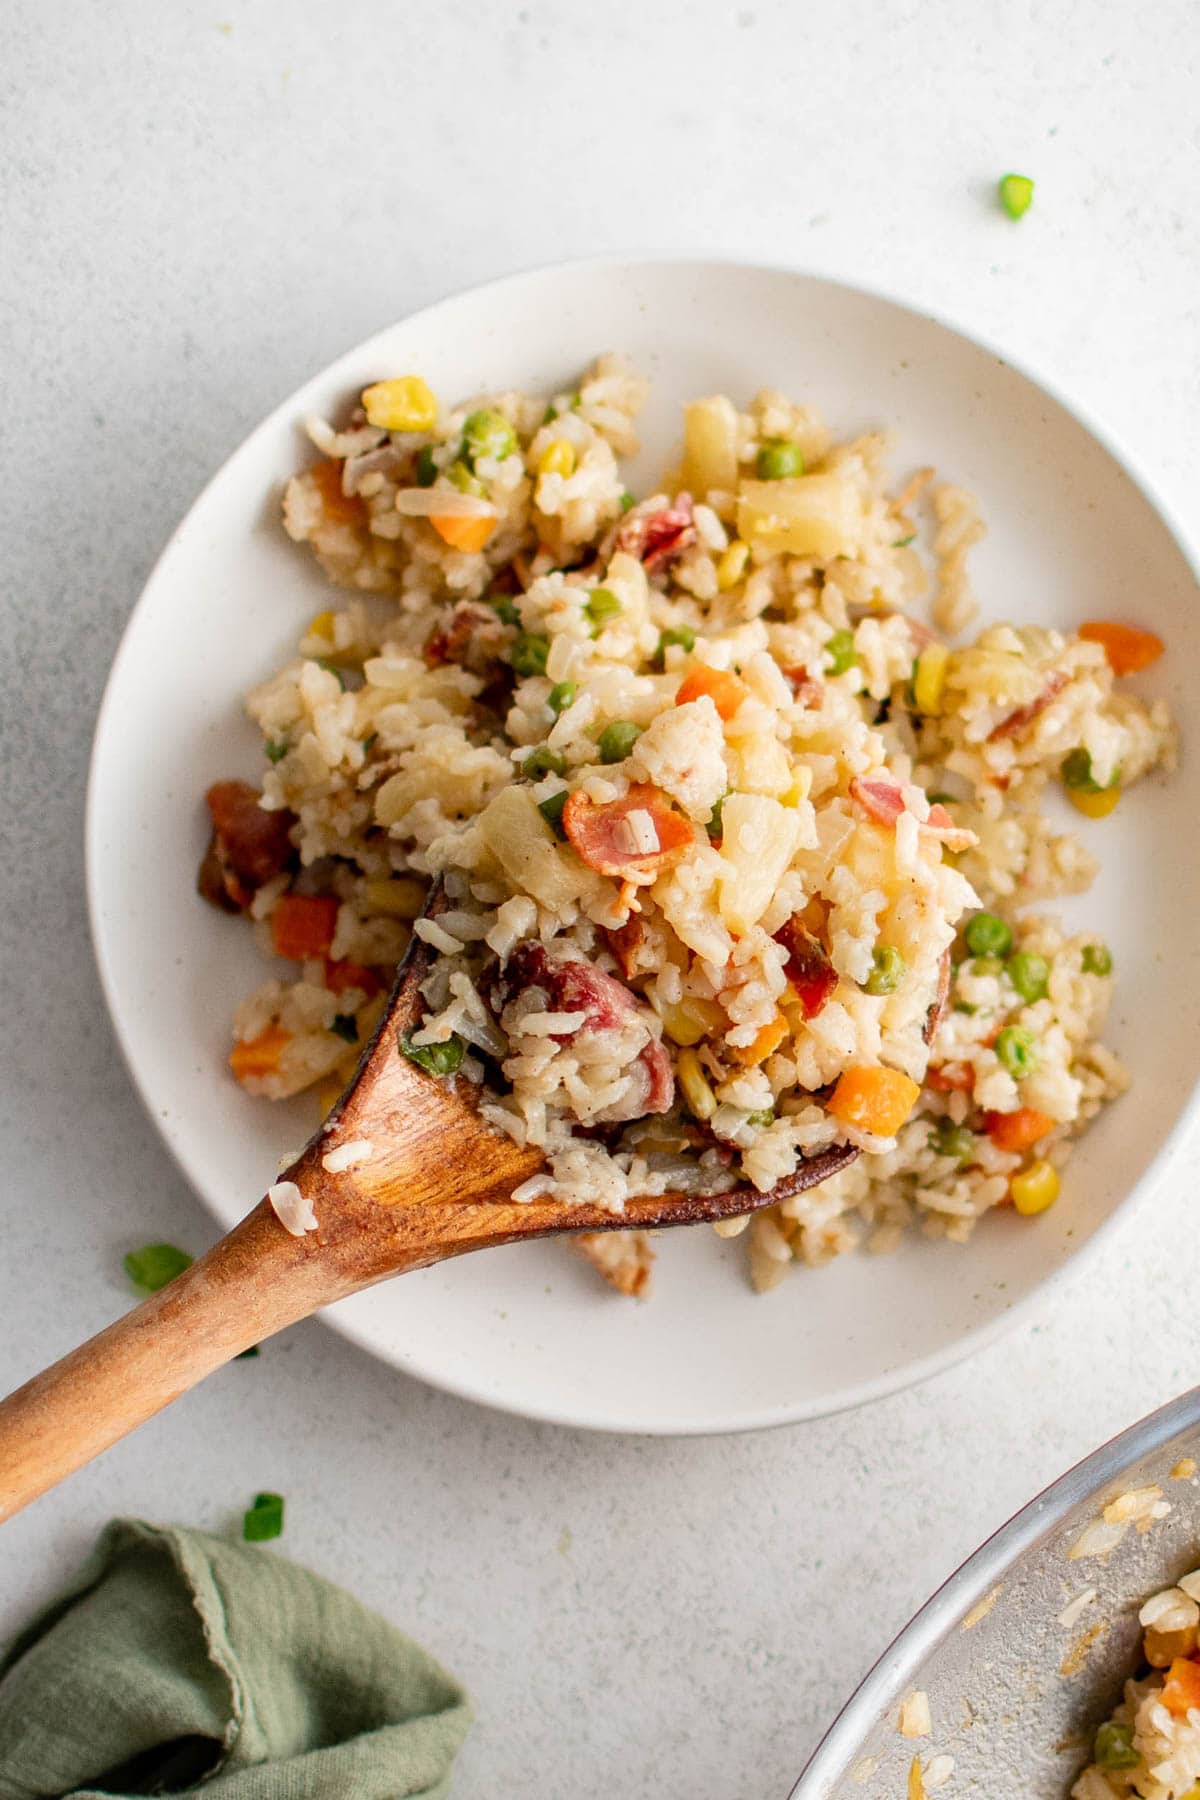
[424,600,507,672]
[199,781,297,913]
[781,665,823,707]
[616,493,697,571]
[923,802,978,853]
[850,776,906,825]
[773,919,838,1019]
[483,941,674,1119]
[563,784,694,884]
[987,671,1068,742]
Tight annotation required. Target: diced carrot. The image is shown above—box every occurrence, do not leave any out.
[926,1062,975,1093]
[734,1013,789,1067]
[324,958,384,997]
[271,894,339,960]
[1161,1657,1200,1717]
[230,1025,291,1083]
[1079,620,1165,676]
[984,1107,1055,1153]
[674,664,750,722]
[429,513,496,553]
[828,1066,922,1137]
[309,458,367,528]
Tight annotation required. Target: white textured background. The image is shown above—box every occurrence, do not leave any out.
[2,3,1199,1795]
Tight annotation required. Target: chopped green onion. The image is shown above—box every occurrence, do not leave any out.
[995,1025,1039,1079]
[510,633,550,677]
[446,459,485,496]
[928,1121,977,1163]
[927,792,957,807]
[746,1108,776,1129]
[124,1243,193,1294]
[597,721,643,764]
[964,912,1013,958]
[1093,1722,1139,1770]
[461,409,517,466]
[522,746,567,779]
[892,534,916,549]
[585,587,623,632]
[1082,943,1113,977]
[755,439,804,480]
[1061,748,1120,793]
[317,659,347,689]
[415,445,438,487]
[619,490,635,513]
[330,1013,359,1044]
[953,1000,979,1015]
[361,732,378,755]
[657,625,696,661]
[864,944,907,995]
[402,1033,466,1077]
[264,739,288,764]
[235,1345,261,1360]
[824,629,858,677]
[1005,951,1049,1004]
[490,594,520,627]
[243,1491,285,1542]
[537,789,569,837]
[998,173,1035,220]
[706,794,727,841]
[548,680,577,715]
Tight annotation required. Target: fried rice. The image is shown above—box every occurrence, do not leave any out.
[1074,1569,1200,1799]
[197,356,1176,1296]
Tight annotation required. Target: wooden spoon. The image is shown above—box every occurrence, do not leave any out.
[0,909,858,1523]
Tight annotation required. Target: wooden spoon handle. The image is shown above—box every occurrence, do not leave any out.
[0,1201,346,1524]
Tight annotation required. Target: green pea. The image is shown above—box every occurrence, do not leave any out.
[658,625,696,660]
[537,789,569,837]
[864,945,906,995]
[928,1121,977,1163]
[446,459,485,496]
[706,793,727,841]
[415,445,438,487]
[585,587,623,632]
[1006,951,1049,1004]
[461,408,517,466]
[619,489,635,513]
[824,629,858,676]
[1093,1722,1139,1771]
[522,746,567,779]
[995,1025,1039,1079]
[265,739,288,764]
[510,633,550,677]
[548,680,577,715]
[597,721,643,764]
[998,173,1035,221]
[964,911,1013,958]
[1082,943,1113,977]
[755,439,805,480]
[746,1108,776,1129]
[402,1032,465,1077]
[490,594,520,626]
[1061,747,1120,793]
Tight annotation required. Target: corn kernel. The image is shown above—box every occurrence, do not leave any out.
[1010,1159,1060,1215]
[716,540,750,590]
[913,642,950,716]
[306,609,335,643]
[363,877,426,919]
[1067,786,1120,819]
[780,767,813,807]
[361,376,438,433]
[677,1048,717,1121]
[658,997,725,1047]
[538,438,576,478]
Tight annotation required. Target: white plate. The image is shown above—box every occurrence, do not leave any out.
[88,257,1200,1435]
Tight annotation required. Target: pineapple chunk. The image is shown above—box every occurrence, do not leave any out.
[725,730,793,797]
[717,795,802,933]
[736,472,864,560]
[477,786,581,911]
[682,395,739,499]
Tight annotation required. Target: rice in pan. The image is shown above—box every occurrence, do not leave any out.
[198,358,1175,1295]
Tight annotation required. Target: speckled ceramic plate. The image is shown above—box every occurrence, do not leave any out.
[87,256,1200,1434]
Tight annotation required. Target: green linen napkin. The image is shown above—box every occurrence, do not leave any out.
[0,1519,471,1799]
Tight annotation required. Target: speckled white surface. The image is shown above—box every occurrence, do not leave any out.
[2,3,1199,1795]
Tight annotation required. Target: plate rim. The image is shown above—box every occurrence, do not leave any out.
[85,250,1200,1435]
